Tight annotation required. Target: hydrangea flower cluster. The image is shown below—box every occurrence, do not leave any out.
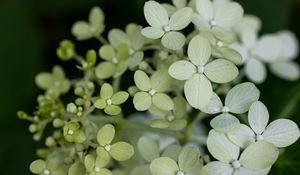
[18,0,300,175]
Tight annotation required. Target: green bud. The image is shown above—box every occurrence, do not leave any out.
[74,87,85,96]
[45,137,56,147]
[67,103,78,114]
[29,124,37,133]
[87,82,95,91]
[53,118,65,128]
[86,49,97,66]
[56,39,75,61]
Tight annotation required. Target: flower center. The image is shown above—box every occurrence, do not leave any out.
[104,144,112,152]
[176,171,185,175]
[163,25,171,32]
[68,129,74,135]
[209,19,217,27]
[148,89,156,96]
[106,99,112,106]
[197,65,205,74]
[94,166,101,172]
[217,41,224,47]
[112,57,118,64]
[43,169,50,175]
[256,134,264,141]
[222,106,230,113]
[231,160,241,169]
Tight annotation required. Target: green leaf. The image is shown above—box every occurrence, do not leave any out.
[150,157,179,175]
[133,92,152,111]
[169,7,193,30]
[104,105,122,115]
[153,93,174,111]
[161,31,185,50]
[210,113,240,133]
[240,141,279,170]
[111,92,129,105]
[134,70,151,91]
[101,83,114,99]
[188,35,211,66]
[144,1,169,28]
[225,82,260,114]
[95,62,117,79]
[30,160,46,174]
[168,60,196,80]
[204,59,239,83]
[97,124,115,146]
[137,136,160,162]
[110,142,134,161]
[184,74,213,109]
[178,147,199,172]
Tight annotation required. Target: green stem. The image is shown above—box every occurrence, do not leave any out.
[278,82,300,118]
[112,77,121,92]
[97,36,108,44]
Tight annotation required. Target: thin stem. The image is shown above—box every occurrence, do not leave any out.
[278,82,300,118]
[112,77,121,92]
[97,36,108,44]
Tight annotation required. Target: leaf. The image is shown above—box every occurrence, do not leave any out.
[184,74,213,109]
[95,62,117,79]
[263,119,300,148]
[137,136,160,162]
[215,2,244,28]
[97,124,115,146]
[210,113,240,133]
[133,92,152,111]
[141,27,165,39]
[188,35,212,66]
[248,101,269,135]
[161,31,186,50]
[150,157,179,175]
[169,7,193,31]
[152,93,174,111]
[110,142,134,161]
[178,147,199,172]
[134,70,151,91]
[225,82,260,114]
[101,83,114,99]
[205,59,239,83]
[207,130,240,163]
[144,1,169,28]
[239,141,279,170]
[168,60,196,80]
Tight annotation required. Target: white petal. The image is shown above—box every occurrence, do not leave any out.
[192,14,210,29]
[203,161,234,175]
[200,93,223,114]
[172,0,187,9]
[215,2,244,28]
[108,29,130,48]
[241,29,257,49]
[253,34,282,62]
[161,31,186,50]
[234,167,260,175]
[263,119,300,148]
[195,0,214,20]
[188,35,212,66]
[270,62,300,81]
[227,124,255,149]
[150,157,179,175]
[141,27,165,39]
[245,58,266,84]
[205,59,239,83]
[184,74,213,109]
[144,1,169,28]
[248,101,269,135]
[225,82,260,114]
[169,7,193,31]
[207,130,240,163]
[234,15,262,33]
[168,60,196,80]
[277,30,299,60]
[210,113,240,133]
[239,141,279,170]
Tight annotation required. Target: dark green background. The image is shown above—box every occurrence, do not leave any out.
[0,0,299,174]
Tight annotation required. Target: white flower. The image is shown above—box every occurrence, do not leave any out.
[228,101,300,149]
[142,1,193,50]
[200,82,260,133]
[204,130,279,175]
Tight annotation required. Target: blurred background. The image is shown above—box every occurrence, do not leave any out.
[0,0,299,174]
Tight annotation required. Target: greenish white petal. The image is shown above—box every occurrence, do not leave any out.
[203,161,234,175]
[141,27,165,39]
[227,124,255,149]
[134,70,151,91]
[169,7,193,31]
[188,35,212,66]
[270,62,300,81]
[178,147,199,172]
[150,157,179,175]
[161,31,186,50]
[245,58,266,84]
[110,142,134,161]
[153,93,174,111]
[138,136,160,162]
[205,59,239,83]
[144,1,169,28]
[248,101,269,135]
[133,92,152,111]
[210,113,240,133]
[95,62,117,79]
[97,124,115,146]
[168,60,196,80]
[215,2,244,28]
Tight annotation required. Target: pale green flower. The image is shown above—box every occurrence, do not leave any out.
[149,96,188,130]
[228,101,300,149]
[96,124,134,162]
[72,7,105,40]
[162,0,188,16]
[133,70,174,111]
[56,40,76,61]
[234,15,261,34]
[94,83,129,116]
[63,121,86,143]
[200,82,260,133]
[150,146,201,175]
[35,65,70,94]
[204,130,279,175]
[95,44,130,79]
[168,35,239,109]
[142,1,193,50]
[84,154,112,175]
[30,158,66,175]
